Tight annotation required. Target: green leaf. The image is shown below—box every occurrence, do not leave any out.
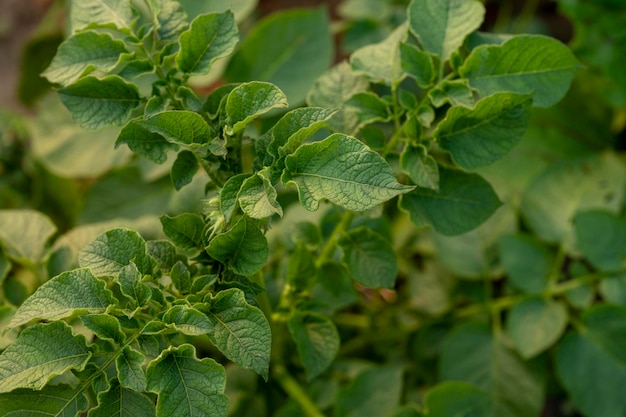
[42,31,127,86]
[400,143,439,191]
[206,216,268,275]
[204,288,271,380]
[556,305,626,417]
[288,311,339,380]
[600,273,626,307]
[9,268,116,328]
[160,213,206,252]
[118,262,152,306]
[79,228,155,277]
[400,167,501,236]
[171,150,199,190]
[147,0,189,42]
[498,234,553,293]
[59,76,141,130]
[335,365,404,417]
[574,210,626,272]
[283,133,414,211]
[170,261,192,294]
[339,227,398,289]
[163,305,212,335]
[90,379,155,417]
[177,11,238,75]
[0,209,56,264]
[0,321,91,393]
[350,23,406,84]
[69,0,135,33]
[506,298,568,359]
[238,171,283,219]
[435,93,532,169]
[428,79,475,107]
[440,322,546,417]
[399,42,435,88]
[81,313,126,345]
[225,82,288,135]
[116,347,147,391]
[459,35,580,108]
[225,8,332,105]
[147,344,228,417]
[138,110,211,145]
[270,107,338,157]
[408,0,485,62]
[345,92,391,128]
[423,382,492,417]
[0,384,89,417]
[220,174,250,223]
[313,262,359,311]
[116,119,178,164]
[306,61,369,134]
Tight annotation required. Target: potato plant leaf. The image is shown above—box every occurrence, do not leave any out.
[400,143,439,190]
[160,213,206,252]
[423,382,492,417]
[171,150,199,190]
[435,92,533,169]
[0,209,57,265]
[90,379,155,417]
[238,171,283,219]
[163,305,213,335]
[176,11,238,75]
[147,0,189,42]
[408,0,485,62]
[116,347,148,391]
[574,210,626,272]
[203,288,271,380]
[69,0,135,33]
[115,119,178,164]
[498,234,552,293]
[8,268,116,328]
[118,262,152,306]
[339,227,398,288]
[138,110,211,145]
[350,23,406,85]
[335,365,404,417]
[220,174,250,223]
[0,384,89,416]
[59,76,141,130]
[288,311,339,381]
[81,313,126,345]
[269,107,338,158]
[0,321,91,393]
[399,42,435,88]
[283,133,414,211]
[459,35,580,107]
[225,82,288,135]
[146,344,228,417]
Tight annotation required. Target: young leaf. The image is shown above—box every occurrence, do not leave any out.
[506,298,568,359]
[138,110,211,145]
[206,216,268,276]
[459,35,580,108]
[288,311,339,380]
[335,366,404,417]
[171,150,199,190]
[574,210,626,272]
[339,227,398,289]
[400,143,439,191]
[498,234,553,293]
[81,313,126,345]
[225,8,332,105]
[177,11,238,75]
[269,107,338,157]
[400,167,501,235]
[428,79,475,108]
[69,0,135,33]
[350,23,407,84]
[0,209,56,265]
[42,31,127,87]
[90,379,155,417]
[408,0,485,62]
[204,288,272,380]
[163,305,213,335]
[399,42,435,88]
[8,268,116,328]
[220,174,250,223]
[282,133,414,211]
[345,92,392,128]
[119,262,152,307]
[147,344,228,417]
[59,76,141,130]
[170,261,192,294]
[147,0,189,42]
[115,119,178,164]
[440,322,546,417]
[0,384,89,416]
[160,213,206,252]
[435,92,533,169]
[116,346,147,391]
[238,171,283,219]
[423,382,492,417]
[224,82,288,135]
[0,321,91,393]
[79,228,154,277]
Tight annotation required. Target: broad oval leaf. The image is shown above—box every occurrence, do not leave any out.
[574,210,626,272]
[177,11,238,75]
[115,119,178,164]
[219,174,250,223]
[270,107,338,157]
[42,31,127,87]
[339,227,398,289]
[498,234,553,293]
[408,0,485,62]
[90,379,155,417]
[147,0,189,42]
[400,143,439,191]
[206,216,268,276]
[287,311,339,381]
[171,150,199,190]
[59,76,141,130]
[399,42,435,88]
[282,133,414,211]
[204,288,271,380]
[116,347,147,392]
[238,172,283,219]
[350,23,407,84]
[423,382,492,417]
[0,321,91,393]
[163,305,213,336]
[138,110,211,145]
[147,344,228,417]
[459,35,580,108]
[335,365,404,417]
[0,384,89,417]
[399,167,501,235]
[225,82,288,135]
[9,268,116,328]
[435,92,532,169]
[69,0,135,33]
[81,313,126,345]
[160,213,206,252]
[0,209,56,265]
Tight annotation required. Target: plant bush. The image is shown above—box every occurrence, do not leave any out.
[0,0,625,416]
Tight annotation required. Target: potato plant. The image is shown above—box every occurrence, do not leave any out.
[0,0,625,416]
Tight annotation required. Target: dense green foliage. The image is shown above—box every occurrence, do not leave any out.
[0,0,625,416]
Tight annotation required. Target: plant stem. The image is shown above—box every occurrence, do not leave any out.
[315,211,355,268]
[273,364,326,417]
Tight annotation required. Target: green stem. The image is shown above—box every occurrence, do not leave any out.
[273,364,326,417]
[547,243,566,289]
[315,211,355,268]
